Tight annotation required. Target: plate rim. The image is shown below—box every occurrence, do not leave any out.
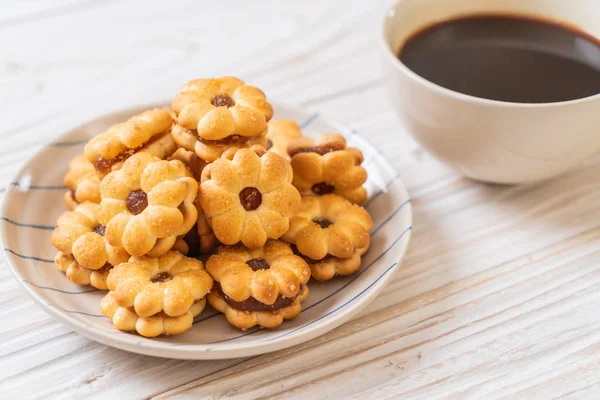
[0,102,412,359]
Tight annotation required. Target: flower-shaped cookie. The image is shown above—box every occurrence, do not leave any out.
[99,152,198,257]
[171,77,273,161]
[51,202,129,289]
[206,241,311,329]
[289,134,368,204]
[293,242,370,282]
[266,119,302,160]
[100,292,206,337]
[206,241,310,304]
[105,251,213,322]
[199,148,301,249]
[282,194,372,261]
[172,76,273,140]
[85,108,177,177]
[63,155,101,210]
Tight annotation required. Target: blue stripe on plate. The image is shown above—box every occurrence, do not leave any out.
[193,312,220,325]
[4,248,54,263]
[63,310,104,317]
[300,112,320,129]
[10,182,68,190]
[371,199,411,235]
[48,140,88,147]
[0,217,55,230]
[24,280,99,295]
[365,174,402,209]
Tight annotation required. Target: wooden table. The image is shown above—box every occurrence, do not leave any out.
[2,1,600,398]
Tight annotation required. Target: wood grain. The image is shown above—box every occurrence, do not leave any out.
[1,0,599,399]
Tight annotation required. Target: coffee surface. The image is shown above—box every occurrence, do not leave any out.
[398,15,600,103]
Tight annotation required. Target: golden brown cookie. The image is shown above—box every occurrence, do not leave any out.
[266,119,302,160]
[281,194,372,261]
[63,155,101,210]
[106,251,213,316]
[199,148,301,249]
[99,152,198,257]
[85,109,177,177]
[101,292,206,337]
[206,241,310,330]
[289,134,368,204]
[293,243,370,282]
[51,202,129,289]
[171,76,273,161]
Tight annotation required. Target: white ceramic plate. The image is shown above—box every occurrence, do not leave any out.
[1,103,412,360]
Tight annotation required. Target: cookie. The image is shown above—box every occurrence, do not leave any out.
[105,251,213,317]
[100,251,213,337]
[292,243,370,282]
[85,108,177,177]
[206,241,310,330]
[51,202,129,289]
[99,152,198,257]
[199,148,301,249]
[101,292,206,337]
[281,194,372,261]
[288,133,368,204]
[171,76,273,161]
[265,119,302,160]
[63,155,101,210]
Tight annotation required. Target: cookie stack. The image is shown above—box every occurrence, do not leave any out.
[50,76,372,337]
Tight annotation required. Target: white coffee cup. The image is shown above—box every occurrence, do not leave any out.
[380,0,600,184]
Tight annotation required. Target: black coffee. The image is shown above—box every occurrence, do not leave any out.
[398,15,600,103]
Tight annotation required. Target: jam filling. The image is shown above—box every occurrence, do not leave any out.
[313,219,333,229]
[93,224,106,236]
[93,130,170,174]
[211,94,235,108]
[151,272,172,283]
[266,139,273,150]
[127,190,148,215]
[288,144,344,157]
[239,187,262,211]
[183,224,201,258]
[69,189,78,203]
[312,182,335,195]
[99,263,113,272]
[246,258,269,271]
[94,149,134,173]
[213,282,303,312]
[197,134,248,146]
